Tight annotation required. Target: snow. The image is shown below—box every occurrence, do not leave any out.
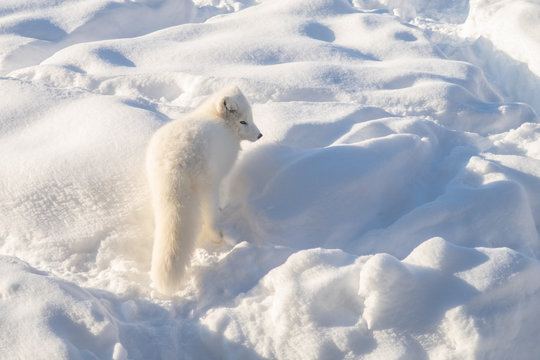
[1,0,540,358]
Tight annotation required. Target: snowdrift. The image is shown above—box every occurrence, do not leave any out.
[1,0,540,359]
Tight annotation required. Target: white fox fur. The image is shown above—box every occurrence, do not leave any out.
[146,86,262,295]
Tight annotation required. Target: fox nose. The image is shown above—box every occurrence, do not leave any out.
[257,133,263,140]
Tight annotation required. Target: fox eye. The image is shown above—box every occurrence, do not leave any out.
[240,121,247,125]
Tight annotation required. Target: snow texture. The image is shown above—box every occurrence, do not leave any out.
[1,0,540,359]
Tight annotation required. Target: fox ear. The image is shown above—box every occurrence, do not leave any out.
[223,96,238,112]
[217,96,238,116]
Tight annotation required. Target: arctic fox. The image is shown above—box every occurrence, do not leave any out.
[146,86,262,295]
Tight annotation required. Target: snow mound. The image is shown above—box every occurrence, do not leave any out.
[203,238,540,359]
[463,0,540,77]
[0,256,124,359]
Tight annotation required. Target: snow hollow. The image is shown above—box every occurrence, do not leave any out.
[1,0,540,359]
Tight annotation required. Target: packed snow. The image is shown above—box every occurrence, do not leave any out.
[1,0,540,359]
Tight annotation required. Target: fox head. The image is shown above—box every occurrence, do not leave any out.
[215,86,263,142]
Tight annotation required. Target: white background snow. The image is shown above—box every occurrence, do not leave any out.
[1,0,540,359]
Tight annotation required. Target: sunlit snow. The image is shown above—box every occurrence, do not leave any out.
[1,0,540,359]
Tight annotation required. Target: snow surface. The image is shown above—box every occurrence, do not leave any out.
[1,0,540,359]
